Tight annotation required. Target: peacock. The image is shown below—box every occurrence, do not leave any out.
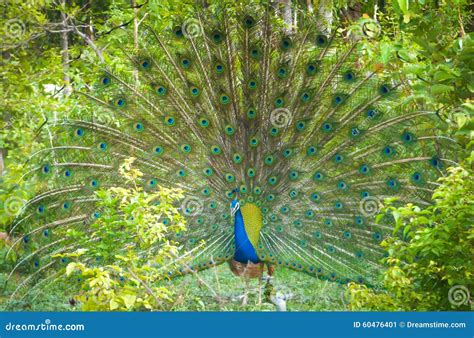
[4,1,458,306]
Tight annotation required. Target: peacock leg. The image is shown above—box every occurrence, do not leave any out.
[241,278,250,306]
[257,277,262,305]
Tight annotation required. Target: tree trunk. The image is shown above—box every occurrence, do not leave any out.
[340,2,363,23]
[60,0,72,96]
[280,0,293,33]
[131,0,139,83]
[0,148,5,176]
[316,0,333,33]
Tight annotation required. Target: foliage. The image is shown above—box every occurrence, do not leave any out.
[62,158,187,311]
[349,164,474,311]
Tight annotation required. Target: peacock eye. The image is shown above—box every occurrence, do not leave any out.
[140,60,150,69]
[156,86,166,95]
[173,26,183,37]
[316,34,328,46]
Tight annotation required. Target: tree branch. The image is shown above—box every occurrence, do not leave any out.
[70,24,104,63]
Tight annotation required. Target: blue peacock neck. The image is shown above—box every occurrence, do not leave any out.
[232,200,260,264]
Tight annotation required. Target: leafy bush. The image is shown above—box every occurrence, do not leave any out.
[63,158,187,311]
[349,164,473,311]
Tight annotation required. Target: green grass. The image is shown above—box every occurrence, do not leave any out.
[1,265,348,311]
[163,264,347,311]
[0,272,73,311]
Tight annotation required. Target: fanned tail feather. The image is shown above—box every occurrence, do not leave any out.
[5,2,459,302]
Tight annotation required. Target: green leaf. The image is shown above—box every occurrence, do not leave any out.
[431,84,453,94]
[398,0,409,14]
[380,43,393,64]
[121,294,137,309]
[433,70,456,82]
[66,262,79,276]
[110,299,120,310]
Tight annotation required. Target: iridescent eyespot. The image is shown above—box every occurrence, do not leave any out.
[412,172,422,183]
[322,122,332,131]
[296,121,305,131]
[343,71,355,82]
[134,123,144,131]
[243,16,255,28]
[211,145,221,154]
[181,144,191,153]
[250,48,260,59]
[333,95,343,105]
[215,64,224,74]
[249,137,259,147]
[379,84,390,95]
[280,37,292,50]
[274,98,284,107]
[173,26,183,37]
[212,31,223,43]
[190,87,200,97]
[316,35,328,46]
[154,146,164,155]
[306,63,318,75]
[219,94,230,105]
[165,116,175,126]
[140,60,150,69]
[181,58,191,68]
[156,85,166,96]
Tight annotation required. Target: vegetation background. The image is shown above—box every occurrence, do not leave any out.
[0,0,472,311]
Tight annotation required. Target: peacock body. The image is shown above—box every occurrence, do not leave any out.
[5,1,458,302]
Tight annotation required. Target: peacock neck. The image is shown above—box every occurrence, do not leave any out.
[233,202,262,264]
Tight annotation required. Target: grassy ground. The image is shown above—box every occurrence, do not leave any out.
[0,265,347,311]
[163,264,347,311]
[0,271,74,311]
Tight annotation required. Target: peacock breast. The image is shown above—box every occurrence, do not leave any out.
[240,202,263,249]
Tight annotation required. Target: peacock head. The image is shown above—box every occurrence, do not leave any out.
[230,199,240,217]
